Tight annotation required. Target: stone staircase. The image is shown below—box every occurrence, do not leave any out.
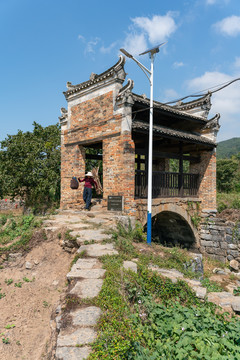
[43,207,120,360]
[42,206,240,359]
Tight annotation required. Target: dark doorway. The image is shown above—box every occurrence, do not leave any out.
[150,211,196,249]
[84,142,103,199]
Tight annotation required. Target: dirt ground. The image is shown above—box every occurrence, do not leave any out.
[218,208,240,222]
[0,231,73,360]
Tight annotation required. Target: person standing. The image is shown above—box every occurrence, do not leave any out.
[78,171,98,211]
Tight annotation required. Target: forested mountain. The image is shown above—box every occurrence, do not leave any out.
[217,137,240,159]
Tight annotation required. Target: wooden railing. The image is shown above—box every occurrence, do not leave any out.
[135,170,199,198]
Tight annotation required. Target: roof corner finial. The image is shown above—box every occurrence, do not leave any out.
[90,72,97,81]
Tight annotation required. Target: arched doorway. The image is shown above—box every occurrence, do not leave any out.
[150,211,196,249]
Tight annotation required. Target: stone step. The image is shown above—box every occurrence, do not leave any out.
[73,258,100,270]
[55,346,91,360]
[67,268,106,280]
[70,306,102,326]
[57,328,97,347]
[70,279,104,298]
[44,226,60,234]
[69,229,111,244]
[77,243,118,257]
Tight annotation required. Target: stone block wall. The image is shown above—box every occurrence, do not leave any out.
[200,213,240,263]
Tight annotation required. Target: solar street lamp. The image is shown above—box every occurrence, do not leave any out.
[120,42,166,245]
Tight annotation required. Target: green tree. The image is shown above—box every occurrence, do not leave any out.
[0,122,61,211]
[216,158,239,192]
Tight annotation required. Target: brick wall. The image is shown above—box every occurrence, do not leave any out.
[190,150,216,211]
[60,87,136,213]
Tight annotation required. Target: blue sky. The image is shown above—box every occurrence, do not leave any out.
[0,0,240,142]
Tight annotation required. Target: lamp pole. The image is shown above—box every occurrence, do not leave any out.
[120,43,166,245]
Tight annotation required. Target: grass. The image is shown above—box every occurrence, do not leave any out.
[85,222,240,359]
[217,192,240,212]
[0,213,41,255]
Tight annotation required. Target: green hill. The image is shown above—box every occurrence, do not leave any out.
[217,137,240,159]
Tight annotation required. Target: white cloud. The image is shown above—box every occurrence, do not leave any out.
[78,34,85,41]
[123,33,147,57]
[132,14,177,44]
[206,0,216,4]
[100,42,117,54]
[84,37,100,55]
[206,0,230,4]
[213,15,240,37]
[173,61,184,69]
[122,13,177,56]
[186,71,240,140]
[164,88,179,100]
[234,57,240,68]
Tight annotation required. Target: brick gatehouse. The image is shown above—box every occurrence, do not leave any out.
[59,56,221,252]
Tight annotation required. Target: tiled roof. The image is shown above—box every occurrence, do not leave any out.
[132,93,208,123]
[132,120,216,146]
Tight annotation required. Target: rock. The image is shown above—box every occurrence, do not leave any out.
[228,244,238,250]
[52,280,59,286]
[56,315,62,331]
[34,259,39,265]
[77,243,118,257]
[149,266,184,283]
[208,292,234,307]
[67,268,106,280]
[55,346,91,360]
[123,261,137,273]
[70,279,103,298]
[213,268,226,275]
[192,286,207,299]
[70,306,102,326]
[9,253,22,259]
[229,259,239,271]
[184,255,203,274]
[57,328,97,347]
[231,297,240,312]
[56,305,62,314]
[25,261,33,269]
[1,254,7,260]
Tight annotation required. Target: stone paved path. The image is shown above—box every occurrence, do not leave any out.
[43,208,120,360]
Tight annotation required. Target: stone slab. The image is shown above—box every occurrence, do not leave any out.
[55,346,91,360]
[70,279,104,298]
[71,306,102,326]
[67,223,91,230]
[149,266,184,282]
[73,229,112,244]
[208,292,234,307]
[73,258,99,270]
[67,268,106,280]
[57,328,97,347]
[231,297,240,312]
[123,261,138,273]
[45,226,59,233]
[77,243,118,257]
[191,286,207,299]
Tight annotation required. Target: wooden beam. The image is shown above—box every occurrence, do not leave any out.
[85,154,103,160]
[135,148,200,163]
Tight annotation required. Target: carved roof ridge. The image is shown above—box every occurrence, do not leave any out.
[132,93,208,122]
[64,55,126,98]
[173,93,212,110]
[116,79,134,98]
